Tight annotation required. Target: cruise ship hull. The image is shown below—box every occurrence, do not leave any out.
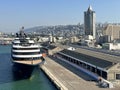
[12,59,44,79]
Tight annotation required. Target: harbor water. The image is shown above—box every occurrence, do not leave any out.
[0,45,57,90]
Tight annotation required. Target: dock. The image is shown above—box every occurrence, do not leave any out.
[40,56,119,90]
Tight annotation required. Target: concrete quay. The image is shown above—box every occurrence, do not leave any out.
[40,56,120,90]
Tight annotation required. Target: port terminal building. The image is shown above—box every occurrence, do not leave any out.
[55,47,120,83]
[42,44,120,84]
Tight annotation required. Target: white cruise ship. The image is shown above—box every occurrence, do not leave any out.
[11,27,44,77]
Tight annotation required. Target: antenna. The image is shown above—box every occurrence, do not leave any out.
[21,26,24,31]
[20,26,25,37]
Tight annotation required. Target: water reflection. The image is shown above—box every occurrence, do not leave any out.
[0,53,32,83]
[0,53,13,84]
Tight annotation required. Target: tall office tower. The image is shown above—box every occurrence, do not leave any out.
[84,5,96,39]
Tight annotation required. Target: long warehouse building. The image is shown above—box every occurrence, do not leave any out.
[56,47,120,82]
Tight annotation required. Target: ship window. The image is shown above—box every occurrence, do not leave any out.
[12,47,39,50]
[12,57,41,60]
[12,52,40,55]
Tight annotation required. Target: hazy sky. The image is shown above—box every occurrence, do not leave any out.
[0,0,120,32]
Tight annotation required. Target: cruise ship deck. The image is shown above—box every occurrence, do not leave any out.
[13,59,43,65]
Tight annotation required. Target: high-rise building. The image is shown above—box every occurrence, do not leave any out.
[84,5,96,39]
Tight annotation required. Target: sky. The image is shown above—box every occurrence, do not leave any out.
[0,0,120,32]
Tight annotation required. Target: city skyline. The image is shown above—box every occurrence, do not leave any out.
[0,0,120,32]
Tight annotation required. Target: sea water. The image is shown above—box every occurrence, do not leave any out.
[0,45,57,90]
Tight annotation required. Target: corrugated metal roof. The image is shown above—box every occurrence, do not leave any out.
[75,48,120,63]
[59,49,115,69]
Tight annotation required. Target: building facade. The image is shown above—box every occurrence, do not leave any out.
[102,43,120,50]
[103,24,120,40]
[84,5,96,39]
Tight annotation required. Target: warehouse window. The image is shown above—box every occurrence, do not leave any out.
[116,74,120,80]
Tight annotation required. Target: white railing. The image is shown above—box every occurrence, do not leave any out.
[12,44,40,48]
[12,49,40,52]
[12,54,42,58]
